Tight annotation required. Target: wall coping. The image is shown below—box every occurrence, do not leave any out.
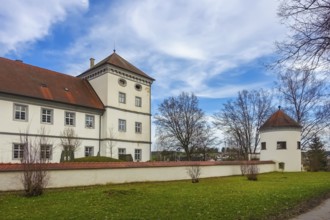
[0,161,275,172]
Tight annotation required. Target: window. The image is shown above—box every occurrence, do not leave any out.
[85,146,94,157]
[40,145,52,160]
[41,108,53,124]
[135,122,142,133]
[118,78,127,87]
[85,115,95,128]
[135,149,142,161]
[261,142,266,150]
[14,104,28,121]
[65,112,75,126]
[297,141,301,149]
[118,148,126,155]
[277,141,287,150]
[63,145,74,161]
[118,119,126,132]
[119,92,126,104]
[135,84,142,91]
[13,143,24,159]
[135,96,142,107]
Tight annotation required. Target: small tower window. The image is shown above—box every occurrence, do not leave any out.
[277,141,287,150]
[261,142,266,150]
[135,84,142,91]
[118,79,127,87]
[297,141,301,149]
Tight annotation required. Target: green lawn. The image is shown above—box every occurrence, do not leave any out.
[0,172,330,220]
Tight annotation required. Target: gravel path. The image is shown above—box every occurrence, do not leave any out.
[291,198,330,220]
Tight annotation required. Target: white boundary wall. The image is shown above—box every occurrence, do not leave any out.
[0,161,276,191]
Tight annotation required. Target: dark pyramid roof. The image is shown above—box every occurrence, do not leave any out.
[260,109,301,131]
[0,57,104,110]
[81,52,154,81]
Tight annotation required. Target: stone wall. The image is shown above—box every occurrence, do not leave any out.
[0,161,276,191]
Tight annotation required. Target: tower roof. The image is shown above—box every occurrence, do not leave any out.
[82,52,154,81]
[260,109,301,131]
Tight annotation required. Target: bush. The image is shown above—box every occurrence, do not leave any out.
[119,154,133,162]
[279,162,285,172]
[70,156,123,162]
[187,166,201,183]
[241,162,259,181]
[246,164,259,181]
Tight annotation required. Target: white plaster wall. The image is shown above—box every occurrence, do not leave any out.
[87,73,108,106]
[0,134,100,163]
[260,129,301,171]
[0,99,101,163]
[0,100,100,137]
[101,108,150,141]
[88,71,151,114]
[0,163,276,191]
[105,73,151,113]
[100,141,150,162]
[87,68,152,162]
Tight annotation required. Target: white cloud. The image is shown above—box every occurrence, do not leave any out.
[0,0,286,100]
[61,0,285,100]
[0,0,88,56]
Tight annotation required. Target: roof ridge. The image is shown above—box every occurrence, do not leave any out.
[80,52,155,81]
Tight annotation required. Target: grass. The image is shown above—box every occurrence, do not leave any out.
[0,172,330,220]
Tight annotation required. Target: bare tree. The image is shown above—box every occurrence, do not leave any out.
[275,0,330,70]
[194,125,219,161]
[154,92,208,161]
[20,127,52,196]
[213,89,273,159]
[276,68,330,148]
[106,128,116,158]
[60,128,81,162]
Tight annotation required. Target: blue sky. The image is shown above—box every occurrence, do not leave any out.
[0,0,287,133]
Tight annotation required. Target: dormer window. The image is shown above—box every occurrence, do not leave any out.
[135,84,142,91]
[118,79,127,87]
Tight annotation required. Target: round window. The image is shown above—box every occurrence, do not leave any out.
[118,79,127,87]
[135,84,142,91]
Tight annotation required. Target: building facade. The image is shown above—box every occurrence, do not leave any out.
[0,52,154,163]
[259,108,302,171]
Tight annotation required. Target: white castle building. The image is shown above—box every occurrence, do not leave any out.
[259,108,302,171]
[0,52,154,163]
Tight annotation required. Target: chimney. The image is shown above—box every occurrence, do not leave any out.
[90,58,95,68]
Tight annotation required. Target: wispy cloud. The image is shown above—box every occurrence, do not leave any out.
[0,0,88,56]
[0,0,286,101]
[62,0,285,100]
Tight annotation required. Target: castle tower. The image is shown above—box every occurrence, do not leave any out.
[259,108,302,171]
[79,52,154,161]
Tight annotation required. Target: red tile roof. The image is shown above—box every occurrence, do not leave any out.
[260,109,301,131]
[81,52,155,81]
[0,161,275,171]
[0,57,104,110]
